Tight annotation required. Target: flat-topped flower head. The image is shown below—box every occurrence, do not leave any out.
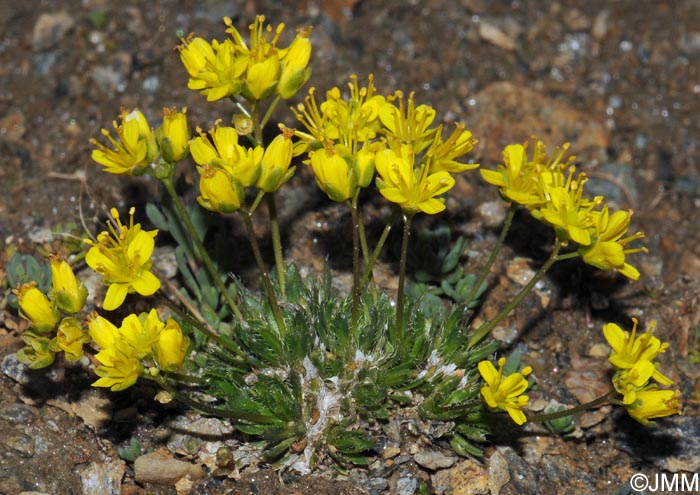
[90,109,157,175]
[375,146,455,215]
[92,346,143,391]
[178,34,245,101]
[478,357,532,425]
[85,207,160,311]
[579,206,646,280]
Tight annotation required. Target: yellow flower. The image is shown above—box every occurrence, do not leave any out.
[480,143,542,206]
[625,388,682,425]
[380,91,437,154]
[257,127,295,192]
[603,319,673,386]
[197,165,244,213]
[15,282,59,333]
[158,107,190,163]
[119,310,163,360]
[293,74,385,146]
[92,346,143,391]
[612,359,656,405]
[88,313,120,349]
[579,206,645,280]
[309,145,358,202]
[51,317,89,362]
[178,35,245,101]
[430,123,479,174]
[16,331,56,369]
[534,167,601,246]
[90,109,156,175]
[277,26,312,99]
[85,207,161,311]
[50,257,88,314]
[478,357,532,425]
[375,147,455,214]
[154,319,189,371]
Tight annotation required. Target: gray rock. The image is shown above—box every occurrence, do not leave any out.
[413,450,457,470]
[0,403,38,423]
[396,475,418,495]
[4,434,35,458]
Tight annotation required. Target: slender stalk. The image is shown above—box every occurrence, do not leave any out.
[260,94,282,130]
[161,371,206,385]
[267,193,286,298]
[359,208,399,290]
[528,391,616,423]
[147,376,241,419]
[249,190,266,215]
[161,178,244,322]
[466,203,517,305]
[469,240,563,346]
[356,202,378,299]
[395,212,415,344]
[349,194,362,332]
[241,209,287,336]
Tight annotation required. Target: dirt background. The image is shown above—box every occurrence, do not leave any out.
[2,0,700,494]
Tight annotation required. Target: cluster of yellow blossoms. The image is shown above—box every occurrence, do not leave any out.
[293,75,478,213]
[480,139,645,279]
[478,357,532,425]
[604,319,682,424]
[14,214,188,391]
[178,15,312,102]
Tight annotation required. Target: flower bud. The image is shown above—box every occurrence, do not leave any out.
[257,127,295,192]
[197,165,244,213]
[277,27,312,99]
[159,107,190,163]
[51,257,88,314]
[15,283,59,333]
[154,319,189,371]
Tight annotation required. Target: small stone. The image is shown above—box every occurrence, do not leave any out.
[414,450,458,470]
[488,449,510,495]
[562,9,591,31]
[120,485,145,495]
[579,407,609,429]
[479,19,517,51]
[396,475,418,495]
[591,10,609,40]
[79,460,126,495]
[134,451,204,485]
[153,245,178,279]
[47,389,113,429]
[431,459,489,495]
[32,12,75,51]
[506,257,536,287]
[175,476,195,495]
[477,200,507,228]
[588,343,608,358]
[382,446,401,459]
[4,434,35,458]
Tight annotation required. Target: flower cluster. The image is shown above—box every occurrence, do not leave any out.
[604,319,682,424]
[480,138,645,279]
[293,75,478,213]
[88,310,189,391]
[190,122,296,213]
[13,257,89,368]
[178,15,312,102]
[478,357,532,425]
[84,207,161,310]
[90,107,190,176]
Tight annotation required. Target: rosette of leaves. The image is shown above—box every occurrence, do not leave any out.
[177,263,499,470]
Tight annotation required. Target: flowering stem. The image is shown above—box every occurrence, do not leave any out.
[148,376,245,420]
[469,240,563,346]
[161,371,206,385]
[395,212,415,345]
[267,193,286,298]
[466,203,517,306]
[349,193,362,332]
[260,94,281,130]
[527,391,617,423]
[241,209,287,337]
[161,178,244,322]
[359,208,399,290]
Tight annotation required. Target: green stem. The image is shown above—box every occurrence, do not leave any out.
[267,193,286,298]
[161,178,244,322]
[466,203,516,306]
[555,251,580,261]
[241,209,287,336]
[349,194,362,333]
[161,371,206,385]
[249,190,266,215]
[528,391,616,423]
[395,212,415,345]
[260,94,282,130]
[251,100,263,146]
[148,375,241,419]
[359,208,399,290]
[356,201,377,298]
[469,240,563,346]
